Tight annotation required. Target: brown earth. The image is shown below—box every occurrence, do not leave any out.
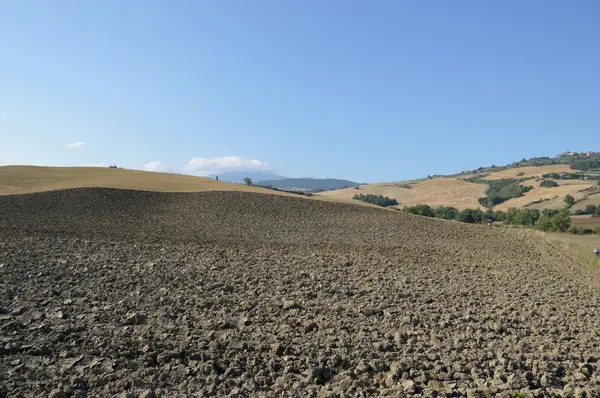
[2,188,600,397]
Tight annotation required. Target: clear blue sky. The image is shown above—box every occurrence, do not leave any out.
[1,1,598,182]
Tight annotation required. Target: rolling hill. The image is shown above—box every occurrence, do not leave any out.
[0,166,290,197]
[320,163,599,211]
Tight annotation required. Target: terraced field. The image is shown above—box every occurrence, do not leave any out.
[2,188,600,396]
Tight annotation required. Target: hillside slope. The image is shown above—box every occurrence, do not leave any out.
[322,164,598,211]
[319,177,487,210]
[2,188,600,395]
[0,165,300,198]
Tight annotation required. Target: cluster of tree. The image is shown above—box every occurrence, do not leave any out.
[402,205,505,224]
[504,208,540,225]
[572,204,600,217]
[402,203,599,235]
[571,157,600,172]
[542,172,598,180]
[353,194,398,207]
[564,195,575,208]
[477,178,534,207]
[535,210,572,232]
[501,207,573,232]
[567,226,599,235]
[540,180,559,188]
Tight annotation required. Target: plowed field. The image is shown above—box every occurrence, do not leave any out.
[2,189,600,397]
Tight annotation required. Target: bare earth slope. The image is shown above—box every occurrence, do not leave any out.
[2,189,600,396]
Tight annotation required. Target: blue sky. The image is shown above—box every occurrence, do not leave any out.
[1,1,598,182]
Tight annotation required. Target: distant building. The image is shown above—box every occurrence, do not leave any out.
[558,151,578,157]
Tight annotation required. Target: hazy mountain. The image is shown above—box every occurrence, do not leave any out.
[256,178,361,191]
[206,171,285,184]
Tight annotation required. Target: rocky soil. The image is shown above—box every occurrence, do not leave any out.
[2,188,600,397]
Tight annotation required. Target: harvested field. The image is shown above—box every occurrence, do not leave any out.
[0,166,290,197]
[572,191,600,211]
[2,188,600,396]
[320,178,485,210]
[571,215,600,229]
[494,182,595,211]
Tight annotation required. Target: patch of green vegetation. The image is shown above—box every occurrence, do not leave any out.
[474,178,534,208]
[353,194,398,207]
[540,180,558,188]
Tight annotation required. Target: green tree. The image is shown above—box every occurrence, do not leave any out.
[504,208,519,224]
[403,204,435,217]
[353,194,398,207]
[434,206,459,220]
[551,210,571,232]
[243,177,252,186]
[536,215,552,232]
[540,180,558,188]
[542,208,559,218]
[564,195,575,208]
[456,209,483,224]
[584,204,597,215]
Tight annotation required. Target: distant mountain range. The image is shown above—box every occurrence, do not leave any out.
[206,171,285,184]
[206,172,360,191]
[257,178,361,192]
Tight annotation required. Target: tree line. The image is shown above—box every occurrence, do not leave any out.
[353,194,398,207]
[401,204,599,235]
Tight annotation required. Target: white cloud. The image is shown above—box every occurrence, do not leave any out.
[144,161,167,172]
[0,111,8,117]
[65,141,86,149]
[186,155,272,175]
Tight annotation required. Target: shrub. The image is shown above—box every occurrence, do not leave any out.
[353,194,398,207]
[542,208,560,218]
[564,195,575,208]
[551,210,572,232]
[477,179,534,207]
[567,226,580,234]
[584,204,597,215]
[403,204,435,217]
[456,209,483,224]
[574,210,586,216]
[517,172,525,176]
[490,211,506,222]
[504,208,540,226]
[536,215,552,232]
[540,180,559,188]
[433,206,459,220]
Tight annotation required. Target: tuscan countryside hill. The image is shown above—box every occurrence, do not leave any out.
[0,166,371,207]
[319,157,600,213]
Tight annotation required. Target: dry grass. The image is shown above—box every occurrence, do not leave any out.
[572,190,600,210]
[494,179,596,211]
[318,182,413,202]
[538,231,600,267]
[320,178,486,210]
